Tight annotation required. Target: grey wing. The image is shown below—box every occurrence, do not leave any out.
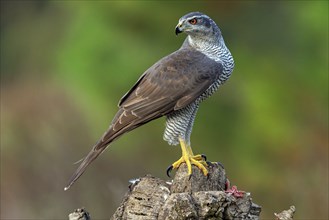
[64,48,222,190]
[120,49,221,112]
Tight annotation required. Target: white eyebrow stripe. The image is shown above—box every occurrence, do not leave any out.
[190,15,210,20]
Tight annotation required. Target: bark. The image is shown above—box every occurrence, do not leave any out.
[274,206,296,220]
[111,163,261,220]
[68,163,297,220]
[68,208,91,220]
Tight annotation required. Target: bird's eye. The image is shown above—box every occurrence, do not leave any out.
[188,18,197,25]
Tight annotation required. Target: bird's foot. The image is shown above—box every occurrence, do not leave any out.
[167,154,208,177]
[167,139,209,177]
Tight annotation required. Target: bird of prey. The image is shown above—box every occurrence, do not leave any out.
[64,12,234,191]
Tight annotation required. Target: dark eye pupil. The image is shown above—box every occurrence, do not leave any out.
[189,18,197,24]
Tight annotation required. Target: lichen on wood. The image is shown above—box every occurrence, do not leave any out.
[111,163,261,220]
[68,163,298,219]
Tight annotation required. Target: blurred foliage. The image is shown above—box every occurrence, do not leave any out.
[1,1,328,219]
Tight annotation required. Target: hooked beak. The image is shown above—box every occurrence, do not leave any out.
[175,23,183,35]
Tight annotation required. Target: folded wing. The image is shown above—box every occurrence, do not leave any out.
[64,48,222,190]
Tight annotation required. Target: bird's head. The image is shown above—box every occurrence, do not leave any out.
[175,12,221,39]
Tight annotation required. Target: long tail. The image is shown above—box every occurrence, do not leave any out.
[64,122,125,191]
[64,138,111,191]
[64,104,155,190]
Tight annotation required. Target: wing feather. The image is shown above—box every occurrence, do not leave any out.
[65,48,222,190]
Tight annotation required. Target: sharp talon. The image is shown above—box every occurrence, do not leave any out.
[206,161,213,166]
[206,173,210,180]
[188,174,192,180]
[166,165,173,177]
[169,139,210,179]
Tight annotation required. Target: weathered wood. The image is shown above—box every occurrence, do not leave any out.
[111,163,261,220]
[274,206,296,220]
[68,163,297,219]
[68,208,90,220]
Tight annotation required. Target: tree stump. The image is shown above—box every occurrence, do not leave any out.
[111,163,261,220]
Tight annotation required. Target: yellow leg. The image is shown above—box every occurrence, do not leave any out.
[169,138,209,176]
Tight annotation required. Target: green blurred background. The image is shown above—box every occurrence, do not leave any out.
[1,1,328,219]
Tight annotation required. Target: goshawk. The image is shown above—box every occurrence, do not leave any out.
[65,12,234,190]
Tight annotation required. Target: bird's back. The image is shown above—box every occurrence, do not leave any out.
[65,12,234,190]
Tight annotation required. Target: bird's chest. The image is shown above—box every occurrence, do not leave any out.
[198,79,222,103]
[194,46,234,104]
